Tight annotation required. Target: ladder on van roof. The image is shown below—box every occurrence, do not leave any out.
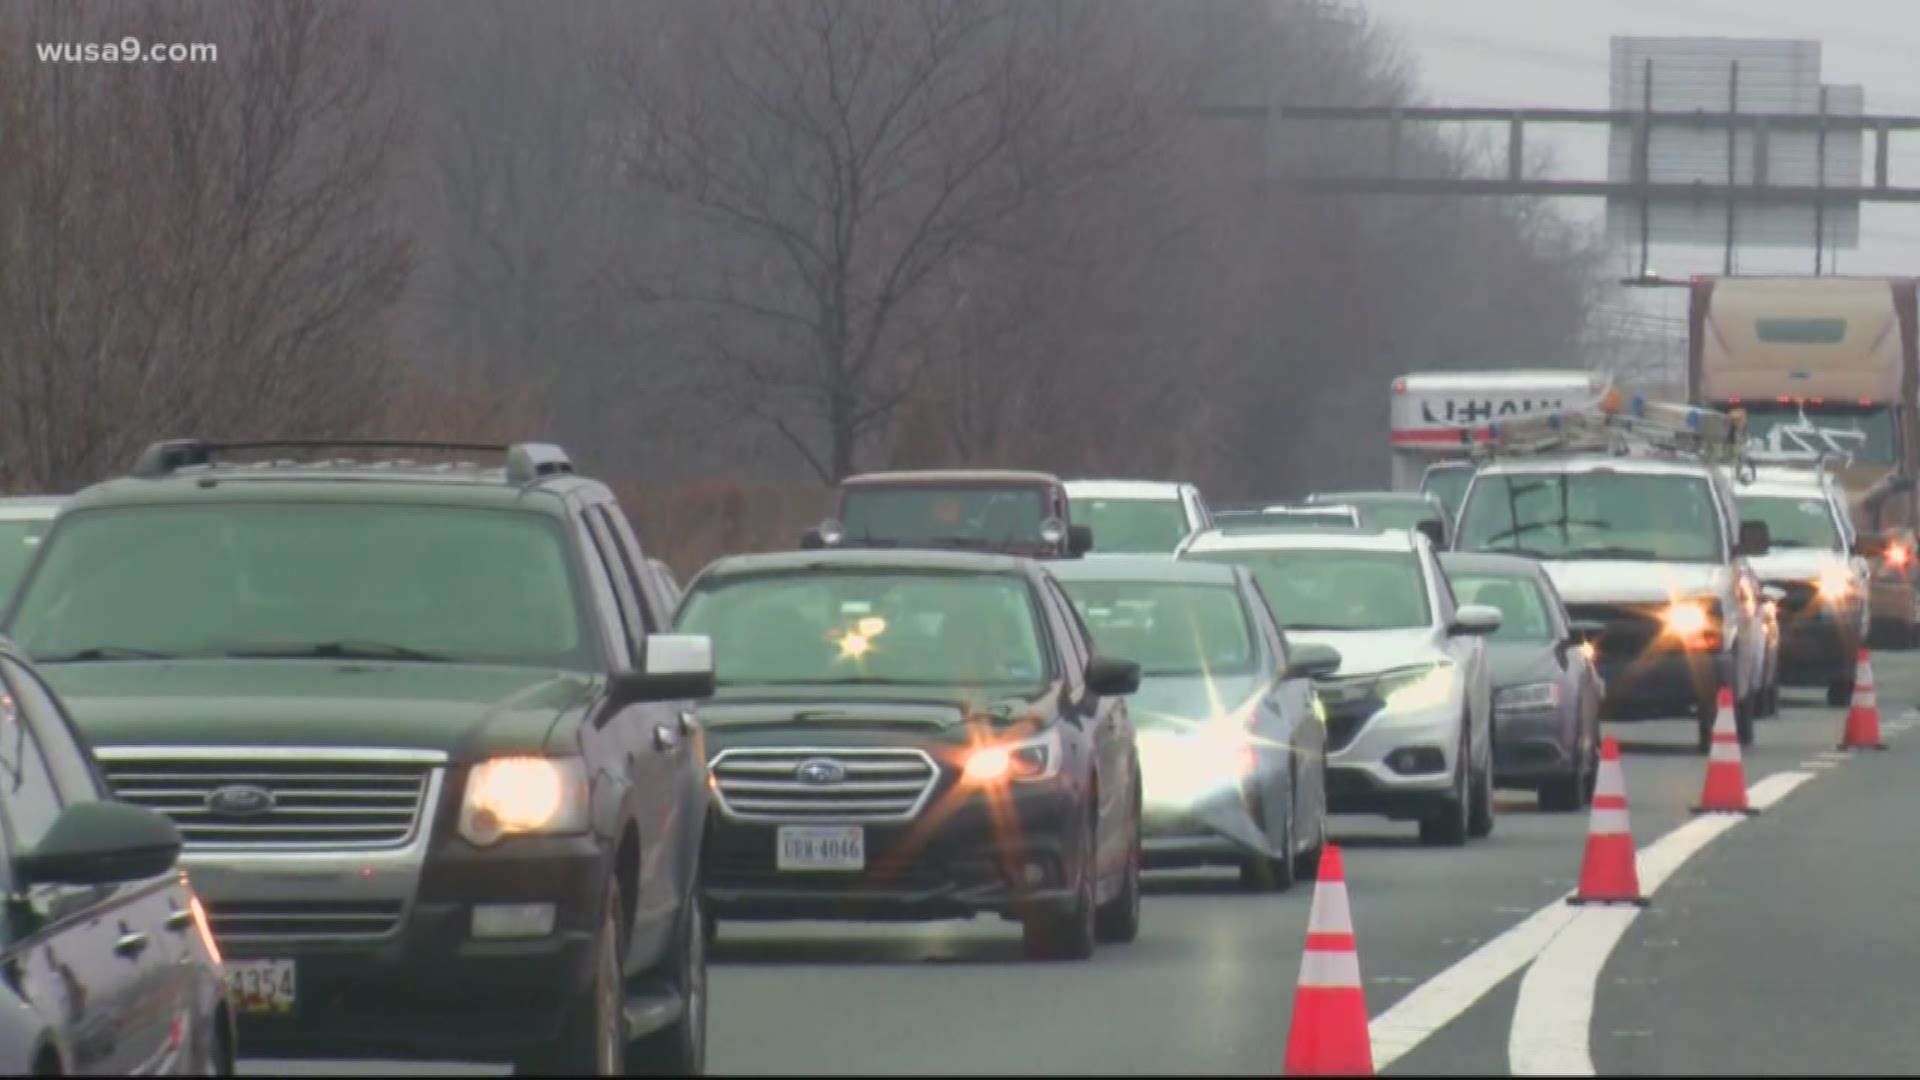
[1468,389,1751,470]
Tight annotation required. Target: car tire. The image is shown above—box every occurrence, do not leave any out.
[513,883,626,1076]
[627,882,707,1076]
[1238,807,1297,894]
[1467,745,1495,839]
[1095,795,1143,942]
[1418,732,1470,848]
[1023,810,1097,961]
[1827,678,1854,708]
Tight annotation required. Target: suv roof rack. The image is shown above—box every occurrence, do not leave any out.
[131,439,575,484]
[1469,391,1748,468]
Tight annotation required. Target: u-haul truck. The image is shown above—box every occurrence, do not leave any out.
[1389,370,1610,513]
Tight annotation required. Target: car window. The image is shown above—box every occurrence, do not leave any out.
[1057,578,1257,678]
[1737,494,1844,552]
[7,503,597,671]
[840,487,1049,549]
[583,507,646,663]
[0,687,67,852]
[597,506,666,634]
[0,516,53,604]
[1448,572,1556,643]
[1067,497,1191,555]
[679,569,1052,691]
[1037,579,1088,697]
[1183,547,1432,631]
[1,658,102,802]
[1457,470,1724,563]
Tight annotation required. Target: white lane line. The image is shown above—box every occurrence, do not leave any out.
[1817,749,1852,761]
[1506,771,1814,1076]
[1803,760,1839,769]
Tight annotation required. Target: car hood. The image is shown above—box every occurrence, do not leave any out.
[696,682,1056,747]
[1281,628,1443,679]
[1748,548,1848,582]
[37,660,597,761]
[1540,561,1729,604]
[1486,640,1562,689]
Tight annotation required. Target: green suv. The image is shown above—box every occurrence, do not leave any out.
[0,439,716,1075]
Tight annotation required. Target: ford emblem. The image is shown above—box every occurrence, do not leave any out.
[794,758,847,786]
[205,783,277,817]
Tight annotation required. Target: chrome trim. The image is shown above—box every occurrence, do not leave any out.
[708,746,940,823]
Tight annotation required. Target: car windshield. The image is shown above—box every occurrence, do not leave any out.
[1456,470,1724,563]
[840,487,1050,548]
[6,504,594,669]
[0,517,53,603]
[676,569,1050,689]
[1056,579,1256,678]
[1069,497,1189,554]
[1737,404,1895,467]
[1447,572,1555,643]
[1423,466,1474,519]
[1738,494,1842,551]
[1359,502,1439,531]
[1183,548,1431,631]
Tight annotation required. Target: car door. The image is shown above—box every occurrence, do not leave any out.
[1034,576,1125,877]
[1426,544,1490,767]
[575,498,687,963]
[1246,574,1324,827]
[0,676,166,1074]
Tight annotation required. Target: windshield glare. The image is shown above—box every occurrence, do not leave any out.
[840,487,1049,547]
[1737,404,1895,467]
[0,518,53,604]
[1183,548,1431,631]
[1069,497,1189,554]
[676,570,1049,688]
[6,505,593,668]
[1456,471,1724,563]
[1448,572,1555,643]
[1057,579,1256,678]
[1738,494,1842,551]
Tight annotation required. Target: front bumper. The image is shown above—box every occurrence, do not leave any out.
[197,833,608,1060]
[1493,706,1577,784]
[1138,755,1285,869]
[704,780,1083,921]
[1316,691,1460,818]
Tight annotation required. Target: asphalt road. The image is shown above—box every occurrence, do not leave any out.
[245,654,1920,1076]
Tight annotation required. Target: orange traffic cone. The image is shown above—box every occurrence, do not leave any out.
[1568,736,1647,907]
[1283,843,1373,1077]
[1839,648,1888,751]
[1692,688,1755,815]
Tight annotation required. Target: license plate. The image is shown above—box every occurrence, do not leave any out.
[776,825,865,871]
[227,959,296,1016]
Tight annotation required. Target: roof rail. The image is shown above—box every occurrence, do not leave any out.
[1468,392,1748,468]
[130,439,574,484]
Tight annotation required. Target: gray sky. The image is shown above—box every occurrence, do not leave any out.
[1358,0,1920,348]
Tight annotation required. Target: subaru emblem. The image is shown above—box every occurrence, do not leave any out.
[794,758,847,786]
[205,783,277,817]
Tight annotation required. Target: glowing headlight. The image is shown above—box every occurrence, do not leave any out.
[962,726,1062,785]
[1376,663,1456,714]
[1817,564,1853,600]
[1495,681,1560,712]
[459,756,590,847]
[1662,601,1711,637]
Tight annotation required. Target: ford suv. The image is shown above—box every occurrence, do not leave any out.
[0,439,716,1075]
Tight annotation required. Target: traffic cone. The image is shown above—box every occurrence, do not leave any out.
[1568,737,1647,907]
[1692,688,1755,815]
[1839,648,1888,751]
[1283,843,1373,1077]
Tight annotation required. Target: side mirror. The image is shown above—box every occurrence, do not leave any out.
[1285,642,1343,680]
[1085,656,1141,697]
[1736,520,1771,557]
[608,634,717,708]
[14,802,181,889]
[1449,603,1503,637]
[1415,519,1446,547]
[1068,524,1094,557]
[799,527,824,550]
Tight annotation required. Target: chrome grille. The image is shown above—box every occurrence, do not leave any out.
[96,748,444,850]
[709,747,939,823]
[205,899,404,940]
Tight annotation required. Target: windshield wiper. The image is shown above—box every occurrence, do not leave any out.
[1556,546,1662,561]
[37,646,179,663]
[218,640,452,662]
[1483,518,1607,545]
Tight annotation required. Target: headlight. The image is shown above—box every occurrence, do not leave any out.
[962,725,1062,785]
[1817,564,1854,601]
[1495,681,1561,711]
[1376,663,1456,714]
[1660,597,1722,650]
[459,756,591,847]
